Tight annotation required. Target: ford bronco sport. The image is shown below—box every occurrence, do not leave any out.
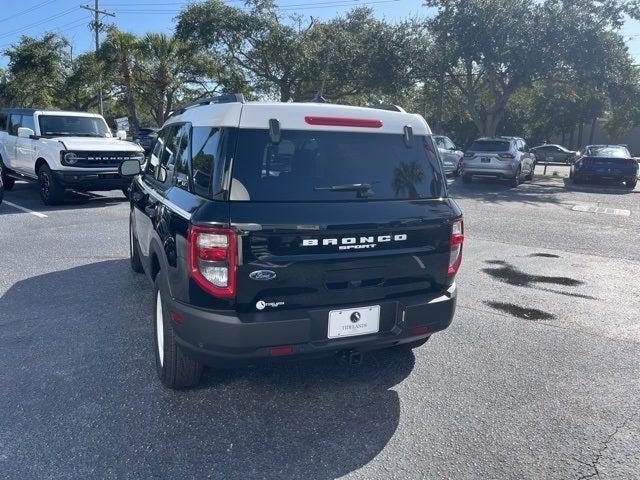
[121,94,463,389]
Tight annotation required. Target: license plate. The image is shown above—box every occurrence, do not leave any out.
[481,157,491,163]
[328,305,380,339]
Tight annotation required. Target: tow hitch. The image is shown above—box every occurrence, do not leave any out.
[337,349,363,366]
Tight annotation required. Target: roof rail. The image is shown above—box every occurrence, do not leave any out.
[365,104,406,113]
[170,93,245,117]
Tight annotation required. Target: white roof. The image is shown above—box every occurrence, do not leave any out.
[166,101,431,135]
[34,110,104,118]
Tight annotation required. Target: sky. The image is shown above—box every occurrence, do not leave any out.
[0,0,638,68]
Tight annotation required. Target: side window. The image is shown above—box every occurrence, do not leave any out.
[191,127,222,197]
[21,115,35,132]
[146,126,177,185]
[9,114,22,136]
[444,137,456,150]
[0,113,7,131]
[434,137,445,148]
[173,123,191,189]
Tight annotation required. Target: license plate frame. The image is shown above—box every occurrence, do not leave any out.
[481,157,491,163]
[327,305,380,339]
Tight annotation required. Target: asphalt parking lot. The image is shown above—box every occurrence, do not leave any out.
[1,166,639,479]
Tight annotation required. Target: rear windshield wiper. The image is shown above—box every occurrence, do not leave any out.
[314,183,376,198]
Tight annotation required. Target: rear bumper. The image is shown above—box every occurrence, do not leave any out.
[53,170,131,190]
[167,285,457,365]
[464,167,516,179]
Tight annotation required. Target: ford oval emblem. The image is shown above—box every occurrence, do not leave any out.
[249,270,277,281]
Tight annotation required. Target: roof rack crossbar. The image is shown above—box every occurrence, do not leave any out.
[171,93,245,117]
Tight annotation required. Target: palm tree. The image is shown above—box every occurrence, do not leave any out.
[100,29,141,132]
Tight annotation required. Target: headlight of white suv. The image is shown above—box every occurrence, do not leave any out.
[64,152,79,165]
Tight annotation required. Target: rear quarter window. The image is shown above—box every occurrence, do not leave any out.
[230,129,446,202]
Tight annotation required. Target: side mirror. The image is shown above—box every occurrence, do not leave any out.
[18,127,35,138]
[116,130,127,141]
[119,159,142,177]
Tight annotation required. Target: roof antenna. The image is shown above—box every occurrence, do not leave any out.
[311,79,327,103]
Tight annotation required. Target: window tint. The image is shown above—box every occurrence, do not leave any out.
[173,123,191,189]
[469,140,510,152]
[21,115,35,132]
[444,137,456,150]
[0,113,7,131]
[38,115,109,137]
[9,114,22,135]
[147,126,177,184]
[191,127,223,197]
[434,136,446,148]
[586,146,630,158]
[231,130,445,202]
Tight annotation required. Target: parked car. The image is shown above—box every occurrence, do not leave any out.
[0,160,4,206]
[570,144,638,189]
[0,108,145,205]
[461,136,536,186]
[433,135,464,176]
[530,144,578,164]
[133,127,158,153]
[121,94,463,389]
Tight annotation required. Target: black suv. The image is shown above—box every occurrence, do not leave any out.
[122,95,463,388]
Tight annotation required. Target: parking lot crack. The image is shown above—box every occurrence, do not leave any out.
[575,412,638,479]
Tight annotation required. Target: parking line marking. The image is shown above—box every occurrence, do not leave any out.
[571,205,630,216]
[2,201,48,218]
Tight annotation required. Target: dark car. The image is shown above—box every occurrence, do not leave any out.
[121,95,463,389]
[570,145,638,189]
[530,144,578,164]
[132,128,158,153]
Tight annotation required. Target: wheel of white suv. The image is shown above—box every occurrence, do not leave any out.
[38,164,65,205]
[1,166,14,191]
[129,213,144,274]
[153,274,203,389]
[509,167,521,187]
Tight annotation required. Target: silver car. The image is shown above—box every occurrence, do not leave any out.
[433,135,464,176]
[462,137,536,186]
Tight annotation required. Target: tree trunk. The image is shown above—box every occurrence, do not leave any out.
[589,117,597,144]
[569,128,575,149]
[561,130,566,146]
[577,122,584,148]
[122,60,139,133]
[279,81,291,103]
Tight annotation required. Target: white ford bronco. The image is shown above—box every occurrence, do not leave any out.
[0,108,145,205]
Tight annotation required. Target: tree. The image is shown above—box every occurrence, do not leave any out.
[136,33,216,126]
[100,29,142,132]
[3,33,69,108]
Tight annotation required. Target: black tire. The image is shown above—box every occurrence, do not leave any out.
[626,179,637,189]
[122,189,130,199]
[462,174,472,184]
[0,177,4,205]
[38,164,65,205]
[453,162,462,177]
[153,275,203,389]
[509,168,521,187]
[129,214,144,274]
[1,170,14,191]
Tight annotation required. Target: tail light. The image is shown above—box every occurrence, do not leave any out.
[447,219,464,277]
[187,226,237,298]
[498,153,515,160]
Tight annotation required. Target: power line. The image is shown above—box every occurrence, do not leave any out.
[0,7,79,41]
[0,0,58,24]
[80,1,115,116]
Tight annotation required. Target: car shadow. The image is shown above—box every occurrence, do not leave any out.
[0,181,127,214]
[562,177,638,195]
[0,259,414,479]
[448,176,565,206]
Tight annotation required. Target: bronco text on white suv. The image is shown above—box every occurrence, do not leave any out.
[0,108,145,205]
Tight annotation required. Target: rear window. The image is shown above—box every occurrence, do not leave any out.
[230,130,445,202]
[470,140,511,152]
[586,146,630,158]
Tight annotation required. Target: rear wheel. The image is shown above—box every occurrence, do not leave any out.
[509,167,521,187]
[38,164,65,205]
[525,163,534,181]
[625,179,637,189]
[1,170,14,191]
[129,214,144,274]
[153,275,203,389]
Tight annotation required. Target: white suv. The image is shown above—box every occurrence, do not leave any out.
[0,108,145,205]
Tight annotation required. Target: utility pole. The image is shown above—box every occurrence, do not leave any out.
[81,1,114,116]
